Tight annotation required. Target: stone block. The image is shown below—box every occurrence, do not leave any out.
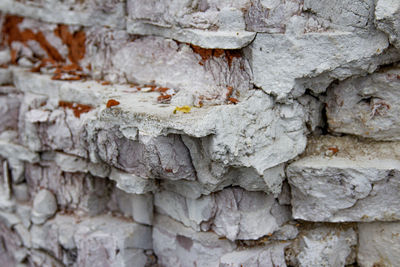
[25,162,111,216]
[375,0,400,49]
[219,243,289,267]
[155,188,291,241]
[326,67,400,140]
[126,0,255,49]
[358,222,400,267]
[152,214,236,267]
[0,0,126,28]
[286,225,357,267]
[287,136,400,222]
[246,30,389,101]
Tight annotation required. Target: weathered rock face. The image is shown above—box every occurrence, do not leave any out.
[327,66,400,140]
[0,0,400,266]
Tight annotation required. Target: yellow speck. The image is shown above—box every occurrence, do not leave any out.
[173,106,191,114]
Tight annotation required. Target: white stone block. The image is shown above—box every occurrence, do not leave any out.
[358,222,400,267]
[326,67,400,140]
[153,214,236,267]
[287,136,400,222]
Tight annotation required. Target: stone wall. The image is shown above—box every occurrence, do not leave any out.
[0,0,399,266]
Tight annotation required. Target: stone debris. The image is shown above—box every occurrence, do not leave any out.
[0,0,400,266]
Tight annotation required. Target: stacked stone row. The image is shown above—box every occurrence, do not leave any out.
[0,0,399,266]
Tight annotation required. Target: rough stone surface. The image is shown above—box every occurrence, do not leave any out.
[0,2,400,266]
[327,66,400,140]
[219,243,289,267]
[358,222,400,267]
[286,225,357,267]
[247,31,389,101]
[288,136,400,222]
[375,0,400,49]
[153,214,236,267]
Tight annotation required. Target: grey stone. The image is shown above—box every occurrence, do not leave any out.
[219,243,289,267]
[31,189,57,224]
[326,67,400,141]
[153,214,236,267]
[110,188,154,225]
[246,30,389,101]
[287,136,400,222]
[358,222,400,267]
[155,188,291,241]
[126,0,255,49]
[286,225,357,267]
[0,0,126,29]
[110,168,157,195]
[26,162,110,216]
[375,0,400,49]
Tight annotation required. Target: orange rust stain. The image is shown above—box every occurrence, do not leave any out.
[328,147,339,154]
[106,99,120,108]
[157,94,171,103]
[189,44,242,68]
[59,100,93,118]
[54,25,86,65]
[101,81,111,86]
[226,86,233,98]
[228,97,239,104]
[2,15,64,63]
[157,87,169,93]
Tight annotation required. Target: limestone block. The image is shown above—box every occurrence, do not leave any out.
[31,189,57,224]
[358,222,400,267]
[12,68,308,195]
[246,30,389,101]
[287,136,400,222]
[153,214,236,267]
[0,140,39,163]
[29,214,152,266]
[326,67,400,141]
[88,125,196,181]
[286,225,357,267]
[126,0,255,49]
[375,0,400,49]
[74,216,152,266]
[304,0,374,30]
[25,162,111,216]
[0,0,125,28]
[110,188,154,225]
[109,168,157,195]
[0,90,21,133]
[219,243,289,267]
[54,152,110,178]
[155,188,291,241]
[0,68,12,85]
[84,31,252,106]
[0,222,22,266]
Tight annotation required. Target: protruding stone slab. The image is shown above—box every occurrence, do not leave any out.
[246,31,388,100]
[287,136,400,222]
[126,0,255,49]
[358,222,400,267]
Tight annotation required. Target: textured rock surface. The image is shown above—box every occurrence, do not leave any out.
[288,136,400,222]
[358,222,400,266]
[327,66,400,140]
[0,1,400,266]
